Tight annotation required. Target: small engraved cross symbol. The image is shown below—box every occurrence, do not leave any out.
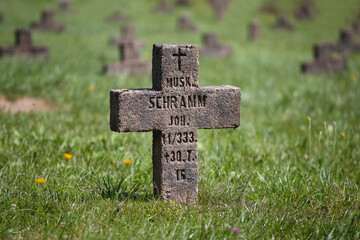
[173,48,186,71]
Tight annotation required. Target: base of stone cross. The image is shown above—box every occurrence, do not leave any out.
[31,22,65,32]
[301,57,347,74]
[200,45,232,58]
[104,60,151,75]
[0,46,49,59]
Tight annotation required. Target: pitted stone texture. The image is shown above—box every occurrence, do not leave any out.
[301,43,347,74]
[108,11,130,23]
[178,15,197,31]
[31,10,65,32]
[272,16,295,30]
[105,41,151,75]
[200,33,232,58]
[0,29,49,59]
[249,21,261,41]
[110,44,241,204]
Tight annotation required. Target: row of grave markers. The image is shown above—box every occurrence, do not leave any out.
[1,0,360,75]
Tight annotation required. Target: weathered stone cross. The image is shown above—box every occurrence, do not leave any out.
[110,44,241,204]
[0,29,49,59]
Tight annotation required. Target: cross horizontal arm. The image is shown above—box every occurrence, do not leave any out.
[110,86,241,132]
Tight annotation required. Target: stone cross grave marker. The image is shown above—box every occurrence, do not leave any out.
[110,44,241,204]
[104,40,151,75]
[249,21,261,41]
[178,14,197,31]
[31,10,65,32]
[272,15,295,30]
[210,0,232,21]
[109,25,140,46]
[293,0,314,20]
[154,0,173,13]
[301,43,347,74]
[58,0,73,13]
[200,33,232,58]
[334,29,360,54]
[0,29,49,59]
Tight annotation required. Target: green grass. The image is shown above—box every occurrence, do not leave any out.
[1,0,360,238]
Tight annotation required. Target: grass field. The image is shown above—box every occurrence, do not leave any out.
[1,0,360,238]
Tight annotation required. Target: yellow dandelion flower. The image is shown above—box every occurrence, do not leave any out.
[88,85,94,92]
[36,178,46,184]
[351,75,357,81]
[124,158,132,165]
[340,132,345,137]
[64,153,73,160]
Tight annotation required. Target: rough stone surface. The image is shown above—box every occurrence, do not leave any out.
[178,15,197,31]
[200,32,232,58]
[0,29,49,59]
[210,0,232,20]
[31,10,65,32]
[249,21,261,41]
[110,44,241,204]
[105,40,151,75]
[272,16,295,30]
[108,11,130,23]
[301,43,347,74]
[154,0,173,13]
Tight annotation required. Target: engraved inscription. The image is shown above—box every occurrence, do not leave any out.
[176,169,186,180]
[162,131,197,145]
[166,76,198,87]
[149,95,207,109]
[169,115,190,126]
[164,149,196,162]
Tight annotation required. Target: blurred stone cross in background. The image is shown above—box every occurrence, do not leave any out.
[31,10,65,32]
[301,43,347,74]
[200,32,233,58]
[0,29,49,59]
[330,29,360,54]
[104,38,151,75]
[110,44,241,204]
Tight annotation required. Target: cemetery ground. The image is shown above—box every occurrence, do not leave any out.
[0,0,360,238]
